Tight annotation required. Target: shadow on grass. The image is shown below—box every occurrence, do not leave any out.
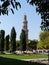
[0,57,46,65]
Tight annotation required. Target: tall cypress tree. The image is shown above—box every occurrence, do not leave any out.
[0,30,5,53]
[0,31,1,51]
[10,27,16,52]
[20,29,26,51]
[5,35,9,51]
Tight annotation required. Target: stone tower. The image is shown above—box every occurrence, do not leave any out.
[22,15,28,42]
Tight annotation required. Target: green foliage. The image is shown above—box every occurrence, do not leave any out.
[28,40,38,50]
[10,27,16,52]
[37,31,49,49]
[0,0,21,15]
[20,29,26,51]
[16,40,21,50]
[28,0,49,30]
[37,41,44,49]
[43,36,49,49]
[0,30,5,53]
[5,35,9,51]
[39,31,49,42]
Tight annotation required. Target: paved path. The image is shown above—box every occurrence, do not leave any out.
[21,58,48,64]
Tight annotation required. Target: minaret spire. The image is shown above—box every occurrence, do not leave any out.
[22,15,28,42]
[24,15,27,20]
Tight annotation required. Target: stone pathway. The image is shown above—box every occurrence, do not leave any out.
[21,58,48,64]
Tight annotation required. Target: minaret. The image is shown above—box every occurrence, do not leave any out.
[22,15,28,42]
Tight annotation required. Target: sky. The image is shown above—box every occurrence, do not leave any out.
[0,0,42,40]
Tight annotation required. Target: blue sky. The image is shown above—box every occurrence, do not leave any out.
[0,0,41,40]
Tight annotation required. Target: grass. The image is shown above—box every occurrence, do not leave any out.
[0,54,48,59]
[0,57,46,65]
[0,54,47,65]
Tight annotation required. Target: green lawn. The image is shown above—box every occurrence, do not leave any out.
[0,54,47,65]
[0,57,46,65]
[0,54,48,59]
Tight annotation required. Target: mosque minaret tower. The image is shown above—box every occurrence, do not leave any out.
[22,15,28,42]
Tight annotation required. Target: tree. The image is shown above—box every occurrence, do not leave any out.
[16,40,21,50]
[28,40,38,50]
[37,41,44,49]
[39,31,49,42]
[20,29,26,51]
[5,35,9,51]
[10,27,16,52]
[37,31,49,49]
[0,0,21,15]
[28,0,49,30]
[0,30,5,53]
